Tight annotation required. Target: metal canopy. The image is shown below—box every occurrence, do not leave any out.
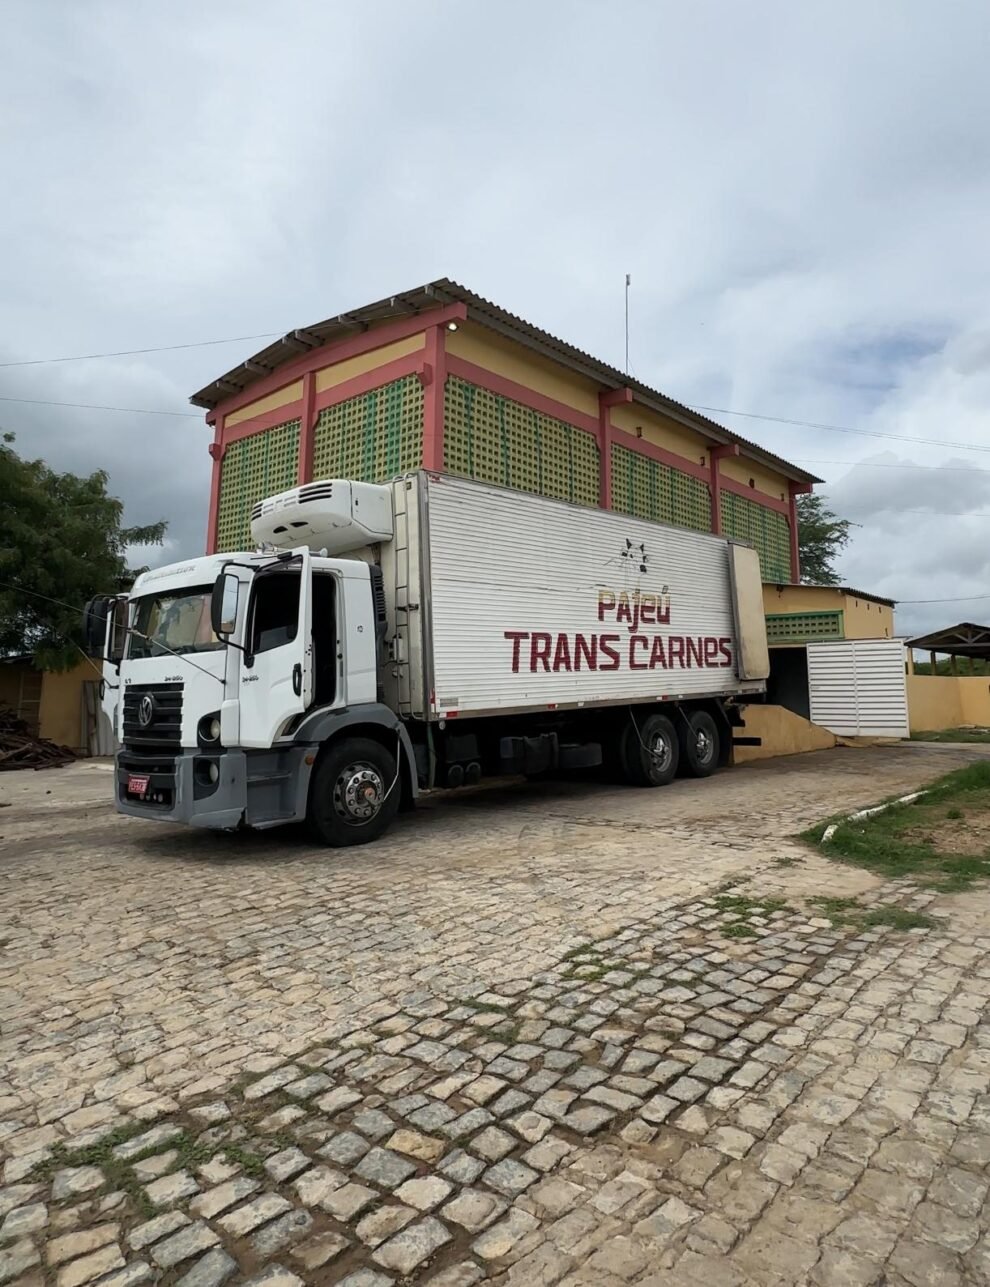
[906,622,990,659]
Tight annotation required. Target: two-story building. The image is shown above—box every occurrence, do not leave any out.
[190,280,820,578]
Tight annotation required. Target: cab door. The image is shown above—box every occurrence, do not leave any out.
[84,595,127,742]
[237,551,313,748]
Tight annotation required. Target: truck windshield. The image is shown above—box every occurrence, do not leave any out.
[128,587,223,658]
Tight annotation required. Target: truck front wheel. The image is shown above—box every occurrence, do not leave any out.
[620,713,679,787]
[307,737,401,848]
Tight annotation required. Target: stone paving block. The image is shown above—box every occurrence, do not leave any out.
[0,1201,46,1241]
[218,1193,292,1237]
[174,1247,237,1287]
[57,1242,124,1287]
[355,1147,418,1189]
[48,1224,120,1266]
[372,1216,451,1275]
[356,1204,416,1248]
[472,1207,540,1261]
[394,1175,453,1211]
[240,1267,306,1287]
[144,1170,198,1208]
[321,1183,378,1221]
[289,1230,350,1269]
[251,1209,314,1256]
[351,1109,395,1140]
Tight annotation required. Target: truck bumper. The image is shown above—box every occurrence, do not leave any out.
[115,748,248,830]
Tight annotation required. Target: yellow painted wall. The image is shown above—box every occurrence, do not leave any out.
[762,585,894,639]
[314,332,425,393]
[734,703,836,763]
[719,454,789,504]
[39,662,91,752]
[446,322,602,419]
[609,402,710,469]
[908,674,990,732]
[226,379,304,427]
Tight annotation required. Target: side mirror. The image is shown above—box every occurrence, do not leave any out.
[211,572,239,638]
[82,597,109,654]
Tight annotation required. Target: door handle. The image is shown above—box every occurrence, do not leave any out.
[292,663,302,696]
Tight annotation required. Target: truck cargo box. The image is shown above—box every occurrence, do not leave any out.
[383,472,769,722]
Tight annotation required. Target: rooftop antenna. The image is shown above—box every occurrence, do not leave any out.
[624,273,631,375]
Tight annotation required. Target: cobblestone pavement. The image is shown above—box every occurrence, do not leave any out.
[3,743,990,1286]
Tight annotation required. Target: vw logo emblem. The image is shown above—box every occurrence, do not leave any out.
[138,694,155,727]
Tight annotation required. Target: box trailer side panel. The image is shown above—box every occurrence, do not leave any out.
[407,473,765,720]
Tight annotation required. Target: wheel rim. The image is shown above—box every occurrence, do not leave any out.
[649,733,672,773]
[333,762,384,824]
[695,727,714,764]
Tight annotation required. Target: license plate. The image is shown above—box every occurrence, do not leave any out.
[127,774,150,796]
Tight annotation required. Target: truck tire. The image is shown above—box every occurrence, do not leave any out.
[681,710,720,778]
[306,737,401,847]
[620,713,679,787]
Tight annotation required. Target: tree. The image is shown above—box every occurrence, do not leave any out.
[0,434,167,669]
[796,492,851,586]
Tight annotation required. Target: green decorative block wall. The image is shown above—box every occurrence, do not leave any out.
[216,419,300,552]
[610,442,712,533]
[312,375,424,482]
[444,376,600,507]
[720,489,792,582]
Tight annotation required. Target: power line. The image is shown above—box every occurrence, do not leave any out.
[0,395,199,418]
[793,457,990,474]
[897,593,990,604]
[0,330,282,369]
[690,402,990,455]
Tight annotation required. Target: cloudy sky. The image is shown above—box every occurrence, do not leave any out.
[2,0,989,635]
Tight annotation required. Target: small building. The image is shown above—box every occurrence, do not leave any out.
[0,657,108,755]
[755,585,908,742]
[191,280,820,579]
[762,584,896,645]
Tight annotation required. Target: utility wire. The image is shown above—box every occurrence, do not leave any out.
[896,593,990,604]
[0,395,200,417]
[0,331,282,369]
[691,402,990,454]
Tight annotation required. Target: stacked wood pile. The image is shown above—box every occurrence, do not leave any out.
[0,706,75,770]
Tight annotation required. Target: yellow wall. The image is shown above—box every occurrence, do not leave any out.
[315,332,425,393]
[39,661,92,753]
[226,379,304,427]
[762,585,894,639]
[446,322,602,419]
[908,674,990,732]
[609,402,710,470]
[719,454,789,504]
[734,703,836,763]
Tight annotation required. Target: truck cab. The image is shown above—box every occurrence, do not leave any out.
[87,481,419,846]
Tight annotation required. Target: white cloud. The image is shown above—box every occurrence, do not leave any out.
[2,0,990,639]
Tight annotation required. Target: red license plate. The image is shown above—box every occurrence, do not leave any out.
[127,775,150,796]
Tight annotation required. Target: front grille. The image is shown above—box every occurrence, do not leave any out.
[117,748,178,810]
[122,682,183,748]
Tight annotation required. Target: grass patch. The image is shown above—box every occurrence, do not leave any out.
[457,998,513,1017]
[807,896,935,933]
[722,923,759,939]
[773,855,800,869]
[910,728,990,744]
[713,894,790,916]
[801,760,990,891]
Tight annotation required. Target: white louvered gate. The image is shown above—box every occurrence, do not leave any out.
[807,639,909,739]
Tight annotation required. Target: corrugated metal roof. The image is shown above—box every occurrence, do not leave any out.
[766,582,897,608]
[190,278,821,485]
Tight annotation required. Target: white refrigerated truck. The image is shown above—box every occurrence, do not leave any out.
[85,472,770,846]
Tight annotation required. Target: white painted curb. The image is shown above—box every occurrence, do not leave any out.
[821,791,927,844]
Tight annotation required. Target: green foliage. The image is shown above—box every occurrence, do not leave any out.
[796,493,851,586]
[0,434,166,669]
[910,727,990,743]
[806,895,935,932]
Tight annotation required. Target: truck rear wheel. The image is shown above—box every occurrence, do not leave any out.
[621,713,679,787]
[307,737,400,847]
[681,710,720,778]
